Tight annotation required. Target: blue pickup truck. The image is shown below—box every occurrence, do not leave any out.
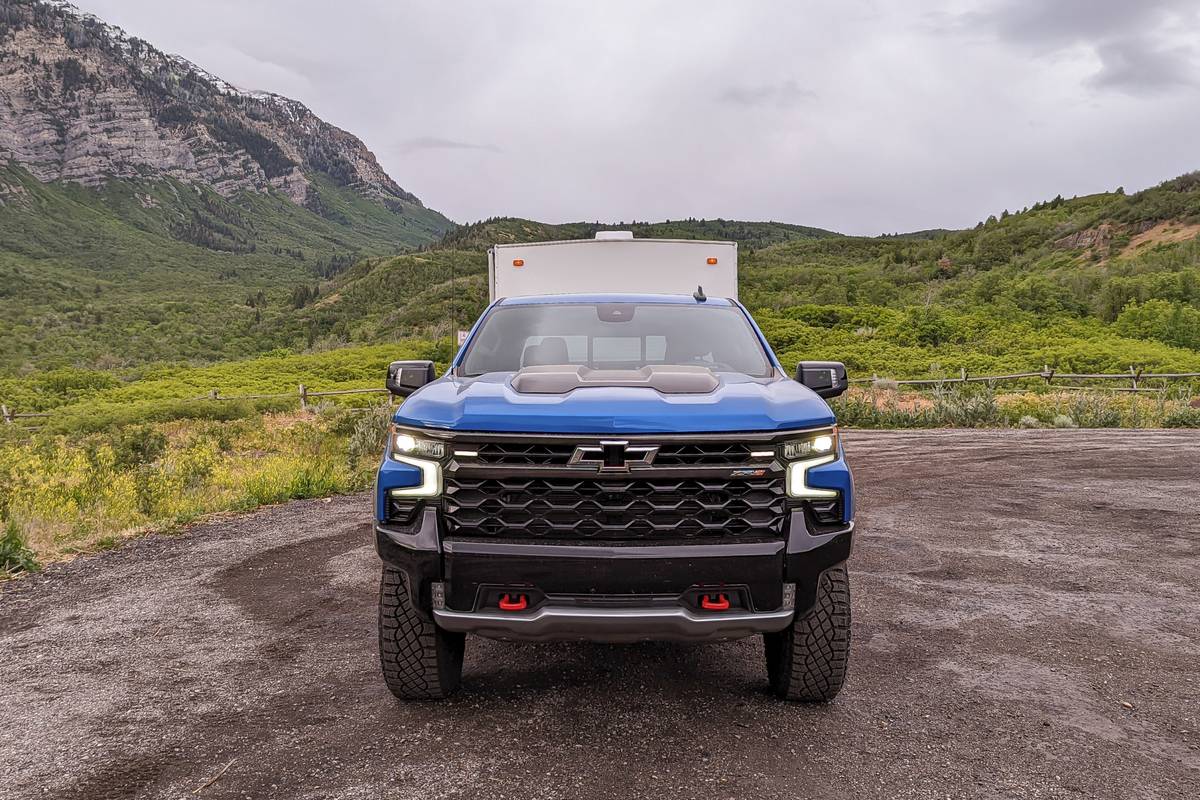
[373,235,853,702]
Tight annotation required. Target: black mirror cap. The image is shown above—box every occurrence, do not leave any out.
[386,360,437,397]
[796,361,848,399]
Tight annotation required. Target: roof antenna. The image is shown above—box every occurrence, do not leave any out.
[693,285,707,302]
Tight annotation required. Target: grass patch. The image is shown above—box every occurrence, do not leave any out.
[0,410,389,569]
[832,384,1198,428]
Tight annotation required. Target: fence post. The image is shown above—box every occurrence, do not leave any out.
[960,367,967,383]
[299,383,308,412]
[1129,366,1141,391]
[1042,364,1054,386]
[1,404,11,425]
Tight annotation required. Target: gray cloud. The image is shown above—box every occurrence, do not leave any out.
[964,0,1184,49]
[955,0,1200,92]
[718,80,816,108]
[397,136,501,155]
[1087,38,1199,93]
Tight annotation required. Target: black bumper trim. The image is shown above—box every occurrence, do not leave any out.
[442,538,786,560]
[376,511,855,621]
[375,510,441,620]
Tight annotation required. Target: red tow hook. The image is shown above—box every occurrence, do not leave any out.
[498,593,528,612]
[700,593,730,611]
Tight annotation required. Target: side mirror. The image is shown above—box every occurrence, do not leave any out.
[386,360,436,397]
[796,361,848,399]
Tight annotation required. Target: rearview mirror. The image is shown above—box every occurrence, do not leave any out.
[386,360,436,397]
[796,361,848,399]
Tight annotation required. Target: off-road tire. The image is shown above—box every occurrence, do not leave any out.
[764,565,851,702]
[378,566,465,700]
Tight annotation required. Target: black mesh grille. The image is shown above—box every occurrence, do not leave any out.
[443,475,787,540]
[654,443,757,466]
[473,442,576,466]
[468,440,761,467]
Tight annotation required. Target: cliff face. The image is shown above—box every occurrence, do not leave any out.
[0,0,424,210]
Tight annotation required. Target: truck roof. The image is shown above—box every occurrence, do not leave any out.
[497,293,735,307]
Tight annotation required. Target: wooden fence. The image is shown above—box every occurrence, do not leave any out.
[186,384,391,411]
[851,365,1200,394]
[0,405,51,426]
[3,368,1199,429]
[0,384,392,430]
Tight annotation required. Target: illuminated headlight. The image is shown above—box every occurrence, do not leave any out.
[781,428,838,460]
[782,427,840,499]
[391,426,445,459]
[389,426,444,497]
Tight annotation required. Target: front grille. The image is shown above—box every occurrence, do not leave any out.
[469,440,760,467]
[473,441,576,466]
[443,475,787,540]
[654,443,756,466]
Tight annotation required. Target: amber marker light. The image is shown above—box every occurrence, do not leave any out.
[706,257,719,265]
[512,259,525,267]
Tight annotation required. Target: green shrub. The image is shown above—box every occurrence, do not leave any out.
[1162,407,1200,427]
[45,398,263,435]
[287,464,341,499]
[1065,394,1124,428]
[1052,414,1078,429]
[132,465,163,517]
[831,391,936,428]
[347,403,392,468]
[243,472,290,507]
[933,384,1000,427]
[0,519,39,576]
[111,425,167,470]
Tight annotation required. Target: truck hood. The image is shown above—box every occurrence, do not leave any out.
[393,372,834,434]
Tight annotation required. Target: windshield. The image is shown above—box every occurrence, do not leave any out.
[459,302,774,378]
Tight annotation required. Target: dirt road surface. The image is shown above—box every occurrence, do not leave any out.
[2,430,1198,799]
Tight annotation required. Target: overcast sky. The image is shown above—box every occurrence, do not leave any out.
[75,0,1200,235]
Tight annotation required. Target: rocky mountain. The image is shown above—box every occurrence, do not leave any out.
[0,0,434,217]
[0,0,455,372]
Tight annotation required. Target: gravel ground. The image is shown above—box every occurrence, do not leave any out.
[1,429,1198,800]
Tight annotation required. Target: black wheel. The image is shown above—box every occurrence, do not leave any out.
[764,565,851,702]
[378,566,465,700]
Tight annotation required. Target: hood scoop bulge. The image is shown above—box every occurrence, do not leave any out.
[510,365,720,395]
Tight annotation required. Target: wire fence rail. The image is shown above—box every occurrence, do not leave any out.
[851,365,1200,394]
[3,368,1199,430]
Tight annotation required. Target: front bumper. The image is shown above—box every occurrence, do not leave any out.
[375,509,853,641]
[433,603,795,643]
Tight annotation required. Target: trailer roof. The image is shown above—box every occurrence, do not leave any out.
[497,293,736,306]
[491,238,736,249]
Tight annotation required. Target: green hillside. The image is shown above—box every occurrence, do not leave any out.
[740,177,1200,376]
[5,169,1200,388]
[436,217,841,251]
[0,164,452,371]
[276,217,843,346]
[278,174,1200,379]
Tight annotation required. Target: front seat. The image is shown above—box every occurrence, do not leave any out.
[521,336,570,367]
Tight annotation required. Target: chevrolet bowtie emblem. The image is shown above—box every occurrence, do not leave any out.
[569,440,659,471]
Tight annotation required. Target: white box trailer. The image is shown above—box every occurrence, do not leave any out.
[488,232,737,302]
